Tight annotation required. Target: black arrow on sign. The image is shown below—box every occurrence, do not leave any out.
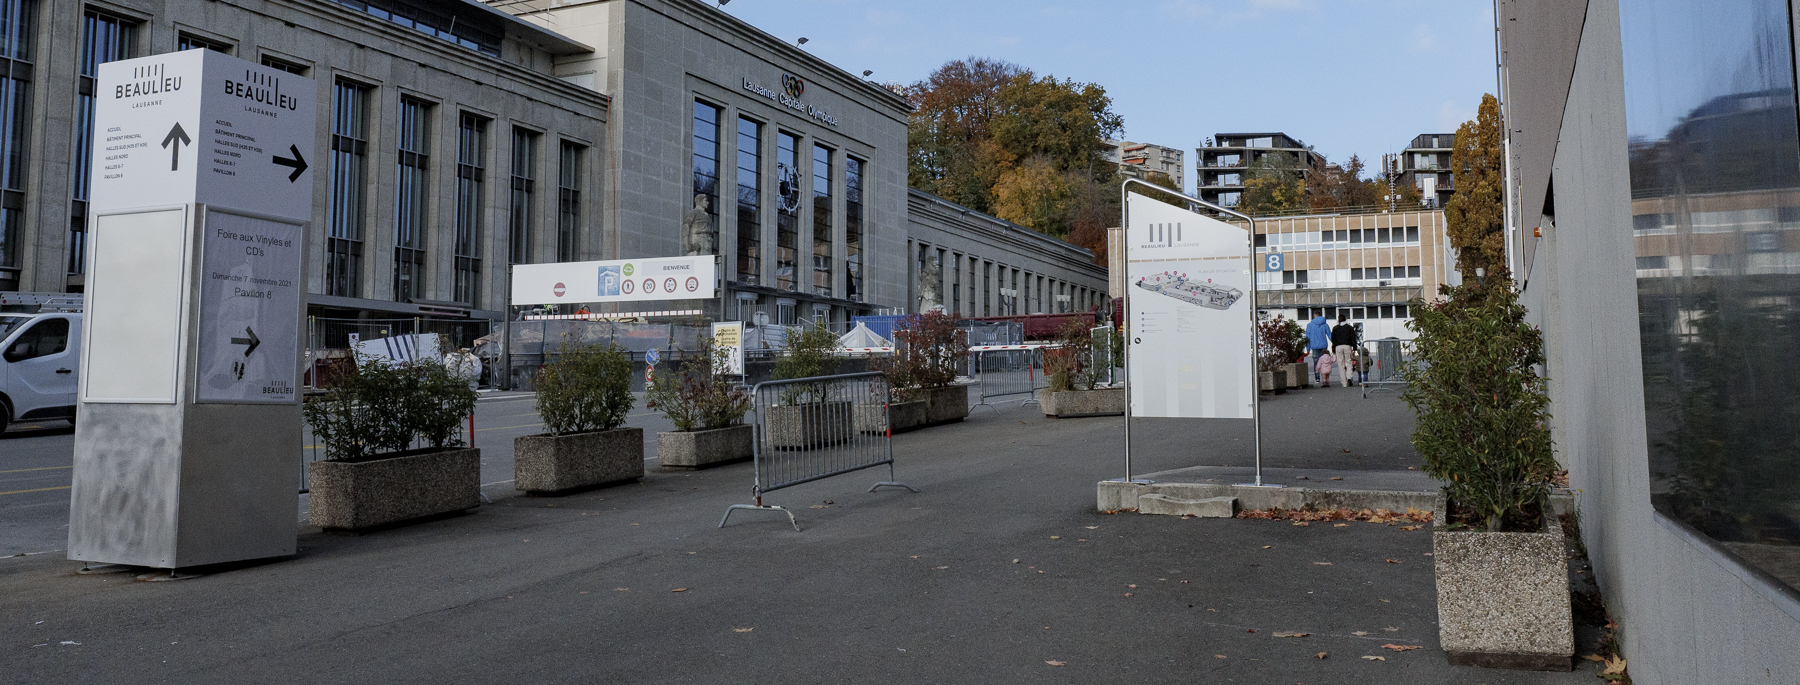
[230,327,261,358]
[160,123,191,172]
[272,144,308,182]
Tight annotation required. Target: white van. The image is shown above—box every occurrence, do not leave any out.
[0,311,81,432]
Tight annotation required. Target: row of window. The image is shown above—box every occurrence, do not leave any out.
[1257,266,1424,289]
[694,100,865,301]
[1288,304,1412,321]
[915,243,1100,317]
[1255,226,1423,251]
[0,0,33,289]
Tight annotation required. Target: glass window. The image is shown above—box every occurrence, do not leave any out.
[775,132,800,290]
[327,80,370,297]
[0,0,29,279]
[1623,0,1800,590]
[4,318,68,363]
[453,114,487,306]
[509,128,537,264]
[812,144,833,297]
[1408,265,1421,279]
[557,142,584,262]
[393,97,431,303]
[326,0,499,56]
[736,118,762,285]
[692,101,719,242]
[845,156,864,301]
[177,33,231,53]
[1406,226,1420,243]
[69,8,130,275]
[260,55,307,75]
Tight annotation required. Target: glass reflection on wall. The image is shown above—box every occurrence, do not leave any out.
[1621,0,1800,591]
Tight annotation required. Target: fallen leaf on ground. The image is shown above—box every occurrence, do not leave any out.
[809,505,829,509]
[1330,477,1344,480]
[1262,546,1273,549]
[1123,593,1134,597]
[1012,559,1020,564]
[910,556,920,559]
[1380,644,1421,652]
[1180,580,1190,584]
[1292,521,1310,527]
[1315,652,1329,659]
[1385,559,1402,564]
[934,566,949,570]
[733,628,753,633]
[671,588,688,592]
[1313,562,1333,566]
[1352,631,1369,636]
[1422,552,1434,557]
[1246,629,1257,633]
[579,591,588,595]
[1272,631,1309,638]
[1077,539,1087,542]
[1361,655,1386,661]
[614,588,629,591]
[1400,525,1420,531]
[1334,523,1350,527]
[1084,526,1099,530]
[1602,656,1627,675]
[1214,655,1228,659]
[1050,536,1061,540]
[1383,627,1399,632]
[1341,449,1351,453]
[1045,660,1065,667]
[1127,584,1138,588]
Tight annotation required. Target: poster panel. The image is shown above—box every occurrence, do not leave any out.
[512,256,717,306]
[195,210,304,403]
[1124,193,1254,419]
[711,321,745,375]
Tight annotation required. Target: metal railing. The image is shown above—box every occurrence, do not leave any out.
[720,372,916,531]
[298,407,477,494]
[1361,337,1411,398]
[970,347,1045,412]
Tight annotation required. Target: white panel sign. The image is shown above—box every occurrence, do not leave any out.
[195,211,304,403]
[512,256,718,306]
[93,50,317,220]
[80,209,190,403]
[1125,194,1255,419]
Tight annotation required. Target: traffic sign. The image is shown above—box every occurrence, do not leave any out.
[646,348,661,366]
[1263,252,1285,272]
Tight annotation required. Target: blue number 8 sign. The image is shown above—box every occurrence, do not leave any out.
[1263,252,1285,272]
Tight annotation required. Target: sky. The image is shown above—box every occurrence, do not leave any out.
[724,0,1498,193]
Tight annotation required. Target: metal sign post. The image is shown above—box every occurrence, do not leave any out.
[1115,179,1276,489]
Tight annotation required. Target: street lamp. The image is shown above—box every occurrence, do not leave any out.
[1475,267,1486,285]
[862,70,873,78]
[797,37,809,46]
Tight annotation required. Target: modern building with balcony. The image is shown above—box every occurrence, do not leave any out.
[1195,132,1322,209]
[1117,141,1184,189]
[1392,133,1457,208]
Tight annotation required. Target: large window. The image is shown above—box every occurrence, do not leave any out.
[0,0,28,289]
[775,131,800,290]
[509,128,537,265]
[692,102,719,240]
[556,142,583,262]
[70,8,130,278]
[324,0,499,56]
[845,156,864,302]
[327,80,371,298]
[735,118,761,285]
[453,113,486,305]
[392,97,430,303]
[812,144,833,297]
[176,32,231,53]
[1621,0,1800,592]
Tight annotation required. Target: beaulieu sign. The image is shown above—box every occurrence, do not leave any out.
[743,74,840,127]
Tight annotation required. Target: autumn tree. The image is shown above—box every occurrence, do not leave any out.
[1307,155,1381,210]
[1238,152,1306,216]
[1444,93,1507,280]
[906,58,1023,212]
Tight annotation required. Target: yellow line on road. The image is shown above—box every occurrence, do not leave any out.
[0,465,72,474]
[0,486,70,496]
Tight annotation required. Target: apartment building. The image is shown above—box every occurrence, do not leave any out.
[1391,132,1456,208]
[1195,132,1321,209]
[1247,209,1453,340]
[1117,140,1184,189]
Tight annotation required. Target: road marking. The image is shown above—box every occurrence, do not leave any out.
[0,466,72,474]
[0,486,71,496]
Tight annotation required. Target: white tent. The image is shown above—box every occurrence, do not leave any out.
[837,322,892,349]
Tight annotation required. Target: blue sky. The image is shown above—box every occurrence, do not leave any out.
[725,0,1498,192]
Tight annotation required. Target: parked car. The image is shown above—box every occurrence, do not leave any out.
[0,311,81,432]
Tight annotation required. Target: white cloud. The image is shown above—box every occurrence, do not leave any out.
[1412,24,1438,52]
[1438,100,1476,132]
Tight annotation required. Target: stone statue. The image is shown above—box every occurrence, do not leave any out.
[917,258,943,312]
[682,194,716,256]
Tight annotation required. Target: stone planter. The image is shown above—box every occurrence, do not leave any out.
[1433,496,1574,671]
[766,401,854,449]
[1039,387,1126,417]
[920,384,970,425]
[514,428,644,493]
[1285,362,1310,389]
[1259,370,1281,393]
[656,424,753,469]
[856,400,926,434]
[308,447,481,531]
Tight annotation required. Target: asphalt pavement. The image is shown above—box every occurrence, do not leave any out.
[1,384,1603,683]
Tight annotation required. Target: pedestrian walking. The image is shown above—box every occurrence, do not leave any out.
[1305,314,1331,386]
[1331,314,1358,387]
[1316,349,1335,386]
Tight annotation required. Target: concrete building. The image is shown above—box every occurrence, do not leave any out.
[1502,0,1800,679]
[1195,132,1321,209]
[0,0,608,328]
[907,190,1107,318]
[1116,140,1184,190]
[1247,209,1453,340]
[1393,133,1456,208]
[490,0,911,326]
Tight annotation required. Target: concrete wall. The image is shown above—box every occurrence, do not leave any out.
[904,190,1108,317]
[1519,1,1800,681]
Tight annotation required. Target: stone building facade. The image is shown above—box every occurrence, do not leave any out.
[906,190,1108,318]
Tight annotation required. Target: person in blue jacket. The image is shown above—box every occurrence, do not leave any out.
[1305,314,1331,386]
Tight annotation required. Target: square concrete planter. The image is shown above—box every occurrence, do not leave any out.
[921,384,970,425]
[1285,362,1310,389]
[1259,370,1286,393]
[1433,497,1574,671]
[514,428,644,493]
[855,400,926,434]
[1039,387,1126,417]
[656,424,753,469]
[308,447,481,531]
[766,401,854,449]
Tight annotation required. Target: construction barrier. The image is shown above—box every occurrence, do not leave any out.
[970,345,1055,411]
[719,372,917,531]
[1361,337,1411,398]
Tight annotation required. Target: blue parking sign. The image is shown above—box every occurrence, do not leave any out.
[646,348,660,366]
[1263,252,1285,272]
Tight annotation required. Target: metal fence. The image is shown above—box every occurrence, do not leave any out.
[719,372,916,531]
[970,347,1045,412]
[1361,337,1411,398]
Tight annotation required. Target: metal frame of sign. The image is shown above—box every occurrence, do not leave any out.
[1116,179,1277,489]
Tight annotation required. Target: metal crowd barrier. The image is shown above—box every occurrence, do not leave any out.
[719,372,917,531]
[970,346,1048,412]
[1361,337,1411,398]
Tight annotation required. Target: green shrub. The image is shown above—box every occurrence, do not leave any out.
[303,355,478,462]
[535,341,635,435]
[892,312,970,390]
[1401,279,1556,532]
[646,335,751,432]
[773,321,842,405]
[1045,319,1099,392]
